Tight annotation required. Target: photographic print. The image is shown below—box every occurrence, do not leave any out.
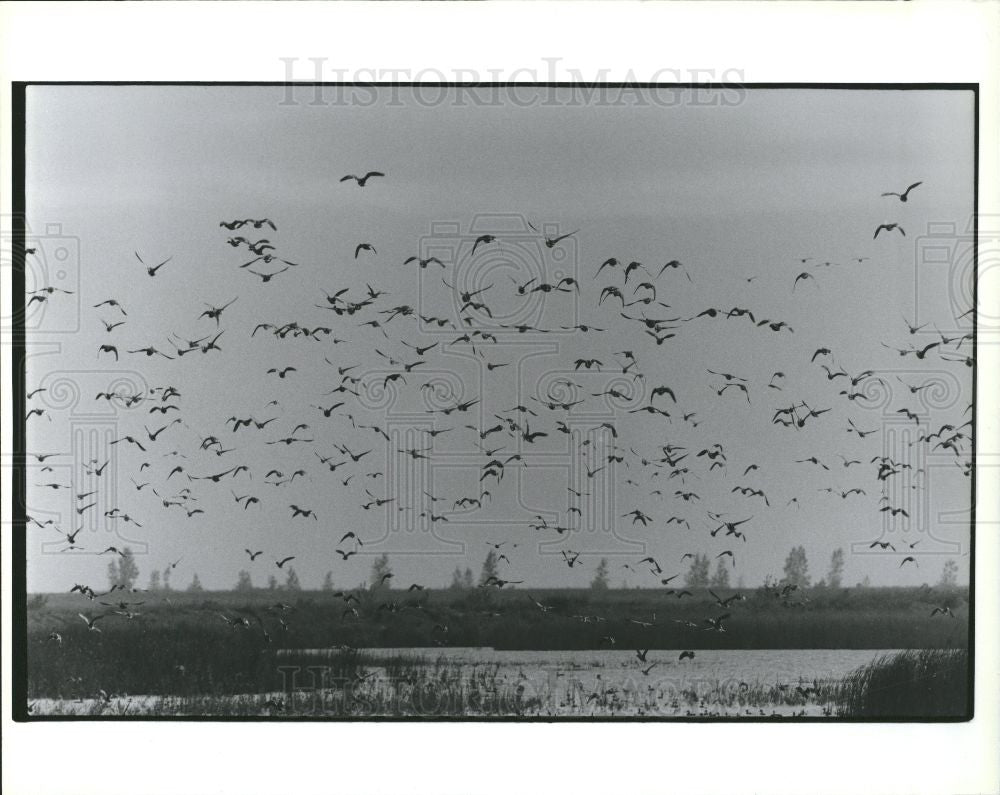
[15,83,976,721]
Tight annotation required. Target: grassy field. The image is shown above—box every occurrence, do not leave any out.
[25,584,968,703]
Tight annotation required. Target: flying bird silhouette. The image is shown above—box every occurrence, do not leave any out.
[881,181,922,202]
[874,223,906,239]
[340,171,385,187]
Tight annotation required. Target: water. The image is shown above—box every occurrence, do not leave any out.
[353,646,892,682]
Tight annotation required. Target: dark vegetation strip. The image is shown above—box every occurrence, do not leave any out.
[26,586,968,699]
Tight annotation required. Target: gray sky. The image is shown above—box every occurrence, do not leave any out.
[24,85,974,592]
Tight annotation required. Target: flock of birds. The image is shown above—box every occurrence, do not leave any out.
[26,173,972,677]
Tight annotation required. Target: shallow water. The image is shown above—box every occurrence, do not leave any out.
[353,646,895,682]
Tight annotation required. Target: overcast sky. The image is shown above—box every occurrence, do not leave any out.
[24,85,974,592]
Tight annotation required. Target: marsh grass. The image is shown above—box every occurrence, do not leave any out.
[31,648,970,718]
[26,586,968,706]
[832,648,969,718]
[34,666,846,717]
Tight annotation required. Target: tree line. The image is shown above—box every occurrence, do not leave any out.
[104,544,964,593]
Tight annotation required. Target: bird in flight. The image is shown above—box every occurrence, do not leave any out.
[94,298,127,316]
[246,265,290,283]
[200,297,238,325]
[471,235,498,255]
[656,260,692,281]
[703,614,730,632]
[716,381,750,404]
[340,171,385,187]
[289,505,317,520]
[404,256,445,269]
[707,369,746,382]
[881,181,922,202]
[594,257,618,277]
[244,218,278,231]
[623,261,648,285]
[792,272,817,291]
[544,230,578,249]
[136,251,172,277]
[650,385,678,403]
[874,223,905,239]
[267,366,297,379]
[78,613,107,632]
